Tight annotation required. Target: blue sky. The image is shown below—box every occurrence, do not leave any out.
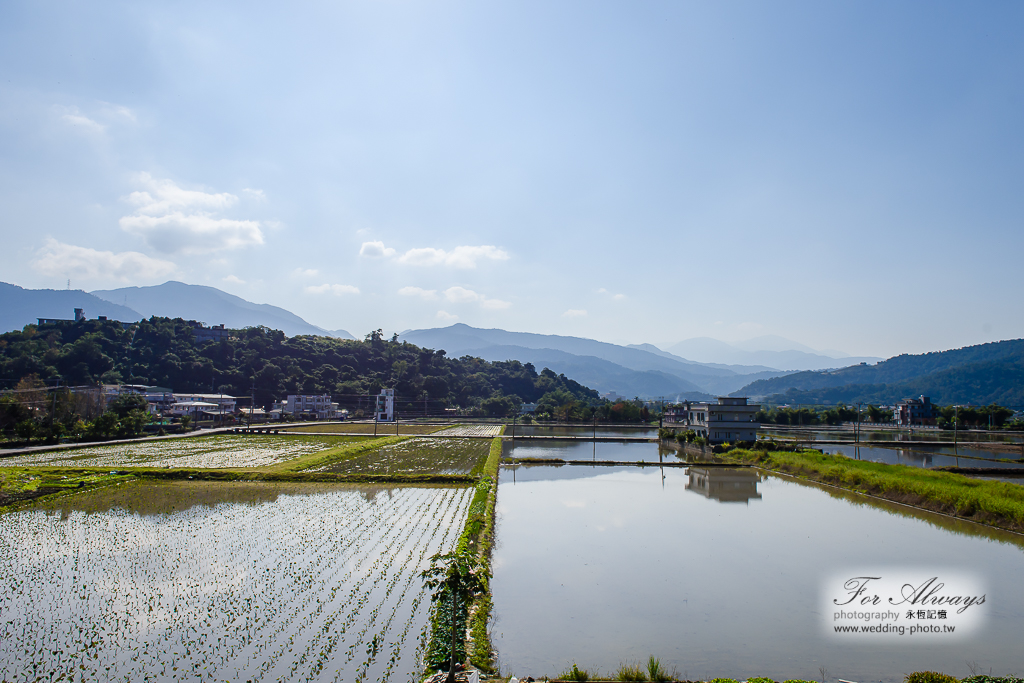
[1,1,1022,358]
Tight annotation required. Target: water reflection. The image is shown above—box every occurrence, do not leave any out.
[822,443,1024,471]
[491,466,1024,682]
[685,467,763,503]
[503,438,680,463]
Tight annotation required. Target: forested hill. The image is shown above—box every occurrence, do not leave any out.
[0,317,599,415]
[736,339,1024,405]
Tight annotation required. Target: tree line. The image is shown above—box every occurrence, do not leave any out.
[755,404,1020,429]
[0,318,657,443]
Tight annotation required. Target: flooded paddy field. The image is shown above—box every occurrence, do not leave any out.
[491,457,1024,682]
[512,425,658,439]
[0,479,472,682]
[821,442,1024,473]
[764,426,1024,446]
[312,438,492,475]
[0,434,365,469]
[503,438,679,463]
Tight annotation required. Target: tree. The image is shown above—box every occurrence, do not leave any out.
[420,551,487,683]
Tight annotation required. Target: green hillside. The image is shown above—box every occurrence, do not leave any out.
[0,317,599,416]
[738,339,1024,405]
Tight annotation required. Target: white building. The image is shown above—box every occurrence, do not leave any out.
[282,394,340,420]
[173,393,237,413]
[376,388,395,422]
[664,396,760,444]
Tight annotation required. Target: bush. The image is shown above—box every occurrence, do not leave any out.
[904,674,958,683]
[616,660,647,681]
[559,663,591,681]
[647,657,675,683]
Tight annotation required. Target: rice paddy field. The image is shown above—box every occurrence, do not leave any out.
[280,423,445,435]
[311,438,491,475]
[0,480,473,682]
[0,434,365,469]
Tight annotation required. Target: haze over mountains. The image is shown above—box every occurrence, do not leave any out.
[663,336,880,371]
[399,323,788,399]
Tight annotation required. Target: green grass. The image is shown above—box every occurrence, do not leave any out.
[719,447,1024,533]
[615,660,647,681]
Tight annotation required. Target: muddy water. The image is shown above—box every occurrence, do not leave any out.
[490,462,1024,682]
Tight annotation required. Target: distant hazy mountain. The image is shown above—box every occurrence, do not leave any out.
[91,281,354,339]
[0,282,142,333]
[667,336,880,371]
[737,339,1024,406]
[399,323,790,398]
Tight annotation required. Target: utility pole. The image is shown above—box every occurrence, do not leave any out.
[856,402,861,446]
[374,392,379,436]
[395,407,399,436]
[953,405,958,448]
[248,384,255,430]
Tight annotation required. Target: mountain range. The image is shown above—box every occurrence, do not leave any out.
[4,280,1022,405]
[0,281,353,339]
[736,339,1024,406]
[665,336,880,371]
[399,323,787,399]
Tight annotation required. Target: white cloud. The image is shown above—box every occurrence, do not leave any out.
[305,283,360,296]
[436,310,458,321]
[562,309,588,317]
[119,213,263,254]
[398,245,509,269]
[60,107,105,134]
[124,172,239,215]
[612,294,626,301]
[596,288,608,294]
[360,241,509,268]
[222,275,245,285]
[444,286,481,303]
[443,286,511,310]
[360,241,396,258]
[480,298,512,310]
[31,238,176,283]
[119,173,263,254]
[293,268,319,278]
[398,286,438,300]
[242,188,266,201]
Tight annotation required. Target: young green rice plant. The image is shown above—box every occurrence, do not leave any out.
[616,659,648,681]
[646,655,674,682]
[0,480,473,682]
[1,434,358,469]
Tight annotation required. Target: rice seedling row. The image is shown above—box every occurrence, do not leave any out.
[1,435,359,470]
[0,482,472,682]
[311,438,491,476]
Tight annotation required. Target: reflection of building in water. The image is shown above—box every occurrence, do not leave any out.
[686,467,762,503]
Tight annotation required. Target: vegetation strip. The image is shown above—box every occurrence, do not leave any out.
[423,435,502,675]
[716,446,1024,533]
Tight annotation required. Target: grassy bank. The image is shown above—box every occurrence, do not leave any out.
[719,446,1024,533]
[424,436,503,675]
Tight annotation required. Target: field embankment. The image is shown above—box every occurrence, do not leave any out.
[719,447,1024,533]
